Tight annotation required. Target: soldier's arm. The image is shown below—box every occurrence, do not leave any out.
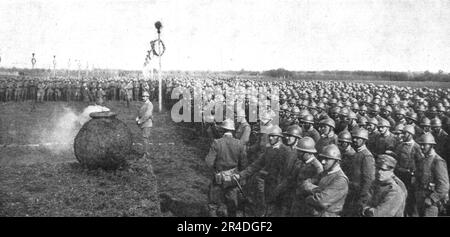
[205,140,218,169]
[305,176,348,210]
[359,154,375,203]
[430,159,450,204]
[238,144,248,171]
[239,152,266,179]
[371,187,404,217]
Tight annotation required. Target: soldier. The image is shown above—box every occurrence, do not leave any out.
[430,118,449,160]
[54,81,62,101]
[0,79,6,102]
[273,125,303,216]
[206,119,247,217]
[235,109,251,145]
[361,154,407,217]
[290,137,323,217]
[136,91,154,159]
[315,118,338,154]
[96,87,106,105]
[125,80,134,107]
[380,106,396,127]
[337,131,356,178]
[344,128,375,216]
[303,144,349,217]
[405,111,422,139]
[414,133,450,217]
[372,118,396,156]
[46,82,54,101]
[238,125,284,217]
[14,79,22,102]
[419,117,432,136]
[36,81,46,102]
[300,114,320,143]
[394,124,421,217]
[5,79,14,101]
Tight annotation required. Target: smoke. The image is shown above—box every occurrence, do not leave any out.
[38,105,110,154]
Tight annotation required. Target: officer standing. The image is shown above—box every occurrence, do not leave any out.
[414,133,449,217]
[303,144,349,217]
[205,119,247,217]
[136,91,154,160]
[361,154,407,217]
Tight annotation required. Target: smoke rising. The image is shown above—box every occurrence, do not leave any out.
[38,105,110,154]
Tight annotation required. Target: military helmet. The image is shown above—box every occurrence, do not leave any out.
[392,124,404,134]
[405,111,418,122]
[360,105,368,111]
[317,102,326,110]
[348,111,357,120]
[417,133,436,145]
[268,125,283,137]
[430,118,442,127]
[395,108,406,116]
[382,105,393,113]
[338,131,352,143]
[300,114,315,124]
[318,144,342,161]
[357,116,368,126]
[142,91,150,97]
[403,125,415,135]
[295,137,317,153]
[319,118,336,129]
[420,117,431,126]
[351,128,369,140]
[378,118,391,128]
[283,125,303,139]
[330,107,340,114]
[220,119,235,131]
[370,104,380,113]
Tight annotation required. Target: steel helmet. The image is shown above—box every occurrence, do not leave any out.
[142,91,150,97]
[357,116,368,126]
[382,105,393,113]
[420,117,431,126]
[352,103,360,111]
[318,144,342,161]
[348,111,357,120]
[317,102,326,110]
[268,125,283,137]
[220,119,235,131]
[319,118,336,129]
[298,109,311,119]
[351,128,369,140]
[340,107,350,117]
[378,118,391,128]
[395,108,406,116]
[405,111,418,122]
[430,118,442,127]
[330,107,340,114]
[370,105,380,113]
[300,114,315,124]
[338,131,352,143]
[360,105,368,112]
[392,124,404,134]
[283,125,303,139]
[403,125,415,135]
[295,137,317,153]
[417,133,436,145]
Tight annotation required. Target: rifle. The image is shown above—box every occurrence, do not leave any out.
[232,176,256,217]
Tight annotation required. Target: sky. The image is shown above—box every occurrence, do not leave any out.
[0,0,449,72]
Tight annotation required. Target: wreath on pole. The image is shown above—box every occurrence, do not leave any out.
[150,39,166,57]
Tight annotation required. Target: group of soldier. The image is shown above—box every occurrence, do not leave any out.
[167,77,450,217]
[0,76,160,106]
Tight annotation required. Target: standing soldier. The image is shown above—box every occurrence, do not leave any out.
[405,111,422,139]
[394,124,421,217]
[235,109,251,145]
[337,131,356,178]
[109,79,117,101]
[300,114,320,143]
[315,118,338,154]
[133,79,140,101]
[125,80,134,107]
[0,79,6,102]
[360,155,407,217]
[206,119,247,217]
[344,128,375,216]
[96,87,106,106]
[54,80,62,101]
[36,80,46,102]
[5,79,14,101]
[290,137,323,216]
[136,91,154,160]
[372,118,396,156]
[14,79,22,102]
[414,133,449,217]
[46,81,54,101]
[419,117,432,136]
[430,118,449,159]
[29,78,37,101]
[238,125,284,217]
[303,144,349,217]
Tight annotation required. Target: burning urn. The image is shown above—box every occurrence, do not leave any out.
[74,111,132,170]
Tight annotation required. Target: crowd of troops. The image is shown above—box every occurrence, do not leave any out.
[165,77,450,217]
[0,76,161,106]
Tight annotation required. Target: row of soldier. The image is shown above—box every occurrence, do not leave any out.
[0,76,161,105]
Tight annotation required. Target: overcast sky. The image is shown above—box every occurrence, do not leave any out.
[0,0,449,72]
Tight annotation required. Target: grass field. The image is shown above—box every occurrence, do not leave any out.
[0,100,211,216]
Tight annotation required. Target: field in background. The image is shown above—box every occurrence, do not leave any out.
[0,100,210,216]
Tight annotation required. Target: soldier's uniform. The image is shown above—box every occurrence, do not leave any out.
[345,145,375,216]
[433,129,449,159]
[372,131,396,156]
[5,80,14,101]
[414,149,449,217]
[46,83,54,101]
[315,133,338,154]
[361,155,407,217]
[14,80,23,101]
[304,167,349,217]
[0,80,6,101]
[272,145,298,216]
[206,130,247,217]
[29,79,37,101]
[36,82,46,102]
[340,145,356,179]
[302,126,321,143]
[235,120,251,145]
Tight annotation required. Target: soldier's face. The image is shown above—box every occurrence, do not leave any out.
[432,126,441,134]
[338,140,349,150]
[269,135,280,145]
[320,158,336,171]
[401,132,411,142]
[375,167,393,182]
[420,144,432,154]
[318,125,330,135]
[352,137,364,148]
[423,126,431,133]
[378,126,388,134]
[283,135,297,146]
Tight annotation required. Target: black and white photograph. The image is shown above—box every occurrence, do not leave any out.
[1,0,450,220]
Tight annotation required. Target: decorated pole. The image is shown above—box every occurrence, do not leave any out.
[155,21,163,112]
[31,53,36,69]
[53,55,56,77]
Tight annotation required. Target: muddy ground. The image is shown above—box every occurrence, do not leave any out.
[0,100,211,216]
